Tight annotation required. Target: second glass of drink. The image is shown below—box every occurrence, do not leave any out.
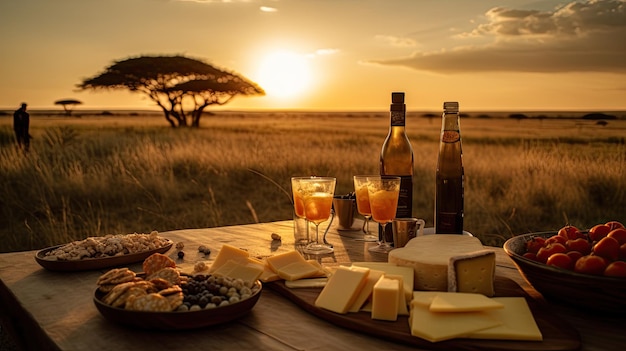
[367,175,401,253]
[300,177,336,254]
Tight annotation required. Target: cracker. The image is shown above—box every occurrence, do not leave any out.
[143,253,176,276]
[147,267,180,285]
[127,293,172,312]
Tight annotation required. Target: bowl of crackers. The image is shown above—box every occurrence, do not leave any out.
[93,253,262,330]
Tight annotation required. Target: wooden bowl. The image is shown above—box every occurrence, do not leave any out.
[94,280,262,330]
[504,232,626,314]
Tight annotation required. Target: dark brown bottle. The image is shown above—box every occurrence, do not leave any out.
[380,92,414,242]
[435,101,464,234]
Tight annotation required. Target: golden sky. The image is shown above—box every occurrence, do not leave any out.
[1,0,625,111]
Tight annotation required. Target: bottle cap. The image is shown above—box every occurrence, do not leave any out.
[391,92,405,112]
[443,101,459,112]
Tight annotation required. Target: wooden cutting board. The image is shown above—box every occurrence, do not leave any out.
[267,276,581,351]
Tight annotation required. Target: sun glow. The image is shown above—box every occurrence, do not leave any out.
[256,51,312,98]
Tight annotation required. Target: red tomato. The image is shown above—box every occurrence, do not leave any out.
[546,253,573,270]
[558,225,583,240]
[589,224,611,242]
[537,243,567,263]
[566,250,583,264]
[565,238,591,255]
[604,261,626,277]
[525,236,546,254]
[545,235,567,246]
[605,221,625,231]
[593,236,620,261]
[574,255,607,275]
[607,228,626,245]
[620,243,626,261]
[523,252,538,261]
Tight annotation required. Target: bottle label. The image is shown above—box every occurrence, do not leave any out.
[391,111,405,126]
[441,131,460,143]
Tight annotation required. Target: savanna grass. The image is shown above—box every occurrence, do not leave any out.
[1,112,624,252]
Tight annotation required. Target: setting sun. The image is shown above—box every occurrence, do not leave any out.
[256,51,312,99]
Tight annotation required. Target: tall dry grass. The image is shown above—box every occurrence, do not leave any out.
[0,112,624,252]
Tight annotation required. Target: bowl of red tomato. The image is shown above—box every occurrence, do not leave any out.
[503,221,626,314]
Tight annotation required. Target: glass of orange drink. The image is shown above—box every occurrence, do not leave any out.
[299,177,336,254]
[367,176,400,253]
[353,175,378,242]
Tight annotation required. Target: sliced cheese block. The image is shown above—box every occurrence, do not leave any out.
[285,277,328,289]
[409,302,502,342]
[306,259,329,278]
[212,259,241,277]
[386,274,409,316]
[266,250,307,273]
[388,235,484,291]
[225,261,264,282]
[315,265,369,314]
[277,261,321,281]
[371,276,400,321]
[448,250,496,297]
[351,262,413,302]
[411,291,440,309]
[429,292,504,312]
[248,257,280,283]
[467,297,543,341]
[209,244,250,273]
[348,269,385,313]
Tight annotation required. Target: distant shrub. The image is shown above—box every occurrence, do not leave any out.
[582,113,616,120]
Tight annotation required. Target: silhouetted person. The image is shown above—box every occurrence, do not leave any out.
[13,102,30,151]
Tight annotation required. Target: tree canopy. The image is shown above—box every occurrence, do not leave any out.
[77,55,264,127]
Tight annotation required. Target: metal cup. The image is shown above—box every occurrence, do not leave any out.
[332,196,355,230]
[392,218,426,248]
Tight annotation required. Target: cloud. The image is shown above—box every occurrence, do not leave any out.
[374,35,417,48]
[369,0,626,74]
[260,6,277,12]
[314,48,339,56]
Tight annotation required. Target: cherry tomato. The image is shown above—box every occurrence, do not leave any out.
[566,250,583,264]
[525,236,546,254]
[558,225,583,240]
[607,228,626,245]
[537,243,567,263]
[589,224,611,242]
[574,255,607,275]
[545,235,567,246]
[523,252,538,261]
[546,253,573,270]
[592,236,620,262]
[565,238,591,255]
[603,261,626,277]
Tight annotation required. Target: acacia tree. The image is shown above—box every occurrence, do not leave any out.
[77,55,264,128]
[54,99,82,116]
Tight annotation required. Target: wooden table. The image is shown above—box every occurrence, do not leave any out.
[1,220,623,351]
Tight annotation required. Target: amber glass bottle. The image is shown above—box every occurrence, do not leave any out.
[380,92,414,242]
[435,101,464,234]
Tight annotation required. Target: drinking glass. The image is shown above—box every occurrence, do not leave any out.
[300,177,336,254]
[367,176,401,253]
[291,177,312,245]
[353,175,378,242]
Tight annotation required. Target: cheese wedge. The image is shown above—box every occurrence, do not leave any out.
[409,302,502,342]
[448,250,496,296]
[208,244,250,273]
[315,265,369,314]
[429,292,503,312]
[348,269,385,313]
[351,262,413,302]
[388,235,484,291]
[467,297,543,341]
[371,276,400,321]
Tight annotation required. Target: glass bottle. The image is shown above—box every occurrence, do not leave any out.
[380,92,414,243]
[435,101,464,234]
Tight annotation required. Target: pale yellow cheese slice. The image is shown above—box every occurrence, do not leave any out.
[208,244,249,273]
[371,276,399,321]
[411,291,440,308]
[351,262,413,302]
[314,265,369,314]
[285,277,328,289]
[266,250,307,273]
[277,261,321,281]
[225,261,264,282]
[409,303,502,342]
[305,259,329,278]
[448,250,496,297]
[212,259,241,277]
[429,292,504,312]
[388,235,484,291]
[248,257,280,283]
[347,269,385,313]
[467,297,543,341]
[386,274,409,316]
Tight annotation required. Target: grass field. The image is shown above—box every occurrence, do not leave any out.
[1,110,625,252]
